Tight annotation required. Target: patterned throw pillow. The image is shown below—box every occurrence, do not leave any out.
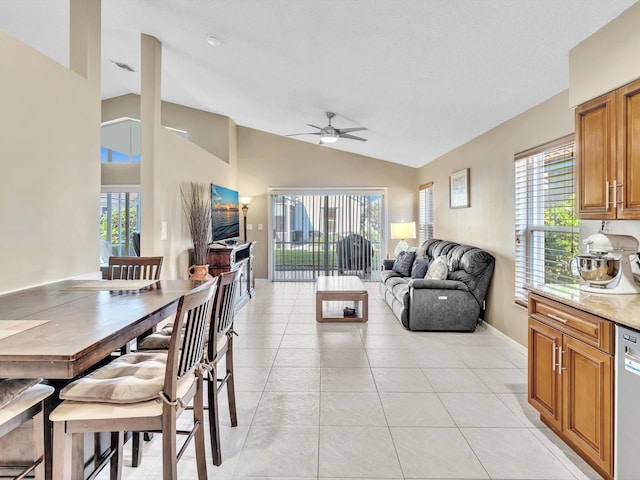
[425,255,448,280]
[392,250,416,277]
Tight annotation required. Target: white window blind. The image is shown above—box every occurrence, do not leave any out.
[419,182,434,244]
[514,135,579,305]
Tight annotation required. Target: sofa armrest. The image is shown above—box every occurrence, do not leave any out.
[408,279,469,291]
[382,259,395,271]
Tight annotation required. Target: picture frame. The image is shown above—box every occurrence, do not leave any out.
[449,168,470,208]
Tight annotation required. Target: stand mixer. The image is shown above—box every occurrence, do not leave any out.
[575,233,640,294]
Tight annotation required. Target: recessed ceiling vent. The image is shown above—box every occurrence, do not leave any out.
[110,60,135,72]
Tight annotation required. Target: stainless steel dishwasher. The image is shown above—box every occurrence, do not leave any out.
[615,324,640,479]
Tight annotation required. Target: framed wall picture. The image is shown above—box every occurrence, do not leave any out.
[449,168,470,208]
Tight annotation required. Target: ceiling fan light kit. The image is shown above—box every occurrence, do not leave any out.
[287,111,368,145]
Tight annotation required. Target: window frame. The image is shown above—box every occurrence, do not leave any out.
[418,182,434,245]
[514,134,578,307]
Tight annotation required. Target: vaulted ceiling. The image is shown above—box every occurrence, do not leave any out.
[0,0,636,167]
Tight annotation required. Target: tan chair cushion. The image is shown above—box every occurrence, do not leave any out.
[136,326,173,350]
[59,352,168,404]
[0,383,54,426]
[0,378,41,409]
[50,374,195,423]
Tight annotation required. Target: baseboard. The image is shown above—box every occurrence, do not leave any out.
[482,321,528,356]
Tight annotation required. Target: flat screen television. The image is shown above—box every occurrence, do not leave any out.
[211,184,240,243]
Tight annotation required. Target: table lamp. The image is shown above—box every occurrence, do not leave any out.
[390,221,416,258]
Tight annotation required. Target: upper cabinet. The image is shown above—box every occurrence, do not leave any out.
[576,78,640,219]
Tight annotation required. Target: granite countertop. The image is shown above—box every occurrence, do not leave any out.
[525,283,640,332]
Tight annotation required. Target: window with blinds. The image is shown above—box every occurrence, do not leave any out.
[514,135,579,306]
[419,182,434,244]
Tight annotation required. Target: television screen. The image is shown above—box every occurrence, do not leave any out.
[211,184,240,242]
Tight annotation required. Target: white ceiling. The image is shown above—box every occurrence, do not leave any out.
[0,0,636,167]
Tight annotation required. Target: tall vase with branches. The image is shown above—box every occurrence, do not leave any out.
[181,182,212,280]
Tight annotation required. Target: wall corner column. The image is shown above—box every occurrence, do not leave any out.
[140,34,162,256]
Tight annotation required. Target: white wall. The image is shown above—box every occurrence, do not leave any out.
[0,21,100,293]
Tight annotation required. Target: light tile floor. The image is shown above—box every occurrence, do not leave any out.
[107,279,602,479]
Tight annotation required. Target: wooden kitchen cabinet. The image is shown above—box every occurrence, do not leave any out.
[576,78,640,220]
[616,78,640,218]
[528,294,614,480]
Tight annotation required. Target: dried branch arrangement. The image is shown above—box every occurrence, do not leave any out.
[181,182,211,265]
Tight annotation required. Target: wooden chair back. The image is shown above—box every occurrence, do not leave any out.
[207,270,239,361]
[164,278,217,401]
[107,256,163,280]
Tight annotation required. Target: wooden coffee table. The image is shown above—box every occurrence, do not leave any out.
[316,275,368,323]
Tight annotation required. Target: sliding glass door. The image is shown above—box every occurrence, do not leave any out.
[270,189,385,282]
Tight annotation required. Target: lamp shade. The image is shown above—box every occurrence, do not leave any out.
[390,222,416,240]
[239,196,253,206]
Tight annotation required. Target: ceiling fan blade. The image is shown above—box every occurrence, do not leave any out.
[306,124,324,130]
[337,127,368,134]
[286,132,321,137]
[339,133,368,142]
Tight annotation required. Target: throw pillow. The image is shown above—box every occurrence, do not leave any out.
[392,250,416,277]
[411,257,430,278]
[425,255,448,280]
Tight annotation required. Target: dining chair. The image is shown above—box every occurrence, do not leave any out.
[134,270,240,466]
[0,379,55,480]
[50,279,218,480]
[107,256,164,356]
[107,256,163,281]
[205,269,240,466]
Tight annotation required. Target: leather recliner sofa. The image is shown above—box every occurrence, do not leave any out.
[380,239,495,331]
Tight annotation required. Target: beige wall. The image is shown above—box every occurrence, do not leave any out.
[102,56,237,280]
[0,16,101,293]
[237,127,417,279]
[417,91,574,346]
[569,1,640,107]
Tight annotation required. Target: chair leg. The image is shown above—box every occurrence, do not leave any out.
[32,411,45,480]
[52,422,72,480]
[226,338,238,427]
[109,431,123,480]
[161,406,178,480]
[207,367,223,466]
[131,432,143,467]
[194,372,208,480]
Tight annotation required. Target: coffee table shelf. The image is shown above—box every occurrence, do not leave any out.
[316,275,368,323]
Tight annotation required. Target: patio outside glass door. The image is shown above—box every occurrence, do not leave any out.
[270,190,385,282]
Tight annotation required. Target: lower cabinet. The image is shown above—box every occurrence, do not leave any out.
[206,242,256,310]
[528,294,614,480]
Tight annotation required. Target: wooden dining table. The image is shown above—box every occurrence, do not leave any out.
[0,279,206,379]
[0,278,207,479]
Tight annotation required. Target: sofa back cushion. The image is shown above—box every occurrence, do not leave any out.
[392,250,416,276]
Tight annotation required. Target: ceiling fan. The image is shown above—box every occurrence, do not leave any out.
[287,112,368,144]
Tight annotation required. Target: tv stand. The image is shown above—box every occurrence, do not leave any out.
[206,242,255,310]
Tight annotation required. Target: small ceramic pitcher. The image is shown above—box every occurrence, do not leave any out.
[187,264,213,281]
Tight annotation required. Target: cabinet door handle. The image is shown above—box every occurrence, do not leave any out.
[558,348,566,374]
[552,342,557,372]
[547,313,568,324]
[617,182,624,205]
[613,179,617,207]
[606,180,610,207]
